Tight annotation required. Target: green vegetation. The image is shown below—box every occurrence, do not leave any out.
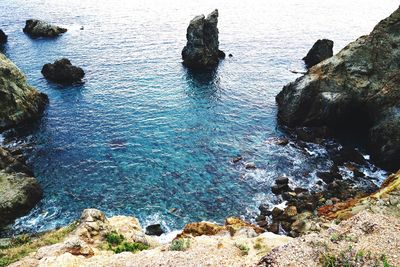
[381,254,393,267]
[0,222,78,267]
[235,243,250,256]
[105,231,125,246]
[104,230,149,254]
[169,238,191,251]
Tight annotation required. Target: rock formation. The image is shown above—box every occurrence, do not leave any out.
[0,53,48,131]
[23,19,67,38]
[182,9,225,69]
[302,39,333,68]
[0,29,7,44]
[276,7,400,171]
[0,147,42,226]
[41,58,85,84]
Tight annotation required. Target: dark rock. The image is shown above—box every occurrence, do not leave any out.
[258,204,271,216]
[267,222,279,234]
[255,215,266,222]
[276,176,289,185]
[245,162,256,169]
[303,39,333,68]
[271,184,289,195]
[41,58,85,84]
[257,220,268,228]
[145,224,164,236]
[317,171,342,184]
[329,147,367,166]
[271,207,284,220]
[218,50,226,59]
[228,54,233,57]
[277,7,400,171]
[23,19,67,38]
[182,9,224,69]
[232,156,242,163]
[0,30,7,44]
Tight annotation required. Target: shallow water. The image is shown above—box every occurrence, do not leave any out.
[0,0,397,234]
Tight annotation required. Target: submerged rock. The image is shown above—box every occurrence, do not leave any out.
[0,171,42,226]
[23,19,67,38]
[302,39,333,68]
[276,7,400,171]
[0,53,48,131]
[0,29,7,44]
[182,9,225,69]
[42,58,85,84]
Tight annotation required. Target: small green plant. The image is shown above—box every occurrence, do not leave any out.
[104,230,149,254]
[330,232,342,242]
[321,253,337,267]
[235,243,250,256]
[105,231,125,246]
[381,254,392,267]
[169,238,191,251]
[113,241,149,254]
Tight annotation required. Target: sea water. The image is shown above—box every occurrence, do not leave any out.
[0,0,397,234]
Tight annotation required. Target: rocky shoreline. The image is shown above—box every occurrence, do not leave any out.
[1,5,400,267]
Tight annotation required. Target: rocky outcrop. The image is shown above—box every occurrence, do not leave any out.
[182,9,225,69]
[0,29,7,44]
[41,58,85,84]
[0,53,48,131]
[276,7,400,171]
[23,19,67,38]
[0,171,42,226]
[0,146,42,226]
[302,39,333,68]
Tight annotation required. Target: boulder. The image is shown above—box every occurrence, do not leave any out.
[0,29,7,44]
[145,224,164,236]
[0,53,48,131]
[302,39,333,68]
[182,9,225,69]
[0,171,42,226]
[41,58,85,84]
[276,7,400,171]
[23,19,67,38]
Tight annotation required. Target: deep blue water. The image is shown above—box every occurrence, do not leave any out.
[0,0,397,234]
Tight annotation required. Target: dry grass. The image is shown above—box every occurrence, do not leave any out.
[0,221,78,267]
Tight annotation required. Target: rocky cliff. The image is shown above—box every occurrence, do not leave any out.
[276,6,400,171]
[0,53,48,131]
[182,9,225,69]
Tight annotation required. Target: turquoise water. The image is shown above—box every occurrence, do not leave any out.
[0,0,397,234]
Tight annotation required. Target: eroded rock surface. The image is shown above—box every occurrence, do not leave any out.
[23,19,67,38]
[0,53,48,131]
[277,7,400,171]
[182,9,225,69]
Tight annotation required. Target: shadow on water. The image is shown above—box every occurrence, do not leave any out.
[183,67,222,103]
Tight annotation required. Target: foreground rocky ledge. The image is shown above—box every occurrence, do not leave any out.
[3,170,400,267]
[276,6,400,171]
